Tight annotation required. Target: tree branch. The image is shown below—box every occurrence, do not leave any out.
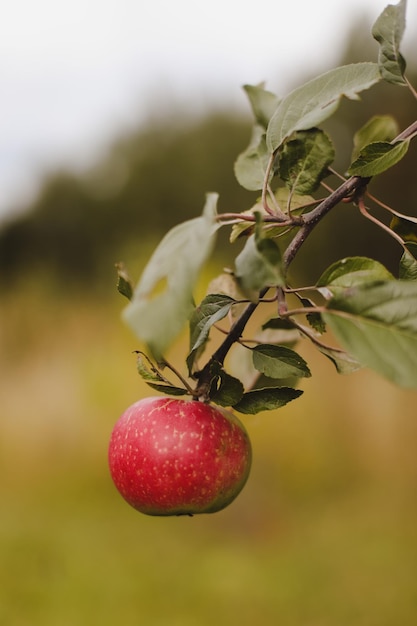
[283,175,369,268]
[196,118,417,395]
[283,117,417,268]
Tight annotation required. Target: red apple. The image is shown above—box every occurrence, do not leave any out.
[108,396,252,516]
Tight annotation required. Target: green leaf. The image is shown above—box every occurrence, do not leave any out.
[136,352,165,382]
[123,194,219,359]
[390,214,417,243]
[266,63,381,151]
[316,344,362,375]
[234,125,271,191]
[187,294,236,373]
[233,387,303,414]
[145,383,189,396]
[277,129,335,195]
[274,187,317,216]
[235,218,284,296]
[372,0,407,85]
[399,243,417,280]
[229,212,257,243]
[115,262,133,300]
[299,296,326,334]
[351,115,399,161]
[243,83,280,128]
[262,317,296,331]
[323,280,417,389]
[208,364,245,407]
[348,140,409,177]
[136,353,189,396]
[252,344,311,379]
[317,257,394,296]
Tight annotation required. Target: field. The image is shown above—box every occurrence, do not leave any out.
[1,277,417,625]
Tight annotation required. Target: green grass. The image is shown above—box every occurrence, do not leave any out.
[1,282,417,625]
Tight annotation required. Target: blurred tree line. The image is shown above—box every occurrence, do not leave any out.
[0,22,416,290]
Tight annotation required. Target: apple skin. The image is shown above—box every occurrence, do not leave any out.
[108,396,252,516]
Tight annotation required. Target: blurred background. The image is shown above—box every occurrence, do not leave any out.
[1,1,417,624]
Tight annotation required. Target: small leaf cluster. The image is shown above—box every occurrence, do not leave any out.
[117,1,417,414]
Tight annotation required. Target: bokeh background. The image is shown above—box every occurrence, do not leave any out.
[1,2,417,625]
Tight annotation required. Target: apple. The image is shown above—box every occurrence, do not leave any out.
[108,396,252,516]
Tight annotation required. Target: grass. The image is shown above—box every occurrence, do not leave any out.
[1,279,417,625]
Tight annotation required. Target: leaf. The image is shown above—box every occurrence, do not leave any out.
[317,257,394,295]
[316,344,362,375]
[323,280,417,389]
[235,217,284,297]
[277,129,335,195]
[372,0,407,85]
[187,294,236,373]
[299,296,326,334]
[274,187,316,215]
[206,272,246,302]
[348,140,409,177]
[252,344,311,379]
[390,213,417,243]
[136,353,189,396]
[136,353,166,382]
[233,387,303,414]
[115,262,133,300]
[229,204,261,243]
[208,363,244,407]
[257,320,301,353]
[399,243,417,280]
[243,83,281,128]
[351,115,399,161]
[262,317,297,331]
[234,125,271,191]
[123,194,219,359]
[266,63,381,151]
[205,273,247,322]
[145,383,189,396]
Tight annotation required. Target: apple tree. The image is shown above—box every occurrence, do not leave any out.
[110,1,417,514]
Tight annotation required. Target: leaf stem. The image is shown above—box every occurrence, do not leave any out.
[261,153,287,220]
[366,191,417,223]
[405,76,417,102]
[161,359,195,395]
[357,197,407,251]
[261,153,276,216]
[290,318,347,354]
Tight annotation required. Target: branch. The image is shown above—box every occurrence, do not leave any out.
[283,118,417,268]
[196,118,417,394]
[395,118,417,141]
[283,175,369,267]
[194,287,269,397]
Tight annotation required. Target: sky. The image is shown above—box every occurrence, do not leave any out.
[0,0,415,221]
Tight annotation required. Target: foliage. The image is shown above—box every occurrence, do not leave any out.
[119,1,417,413]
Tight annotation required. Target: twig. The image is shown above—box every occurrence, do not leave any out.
[405,77,417,102]
[283,174,370,268]
[357,197,407,251]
